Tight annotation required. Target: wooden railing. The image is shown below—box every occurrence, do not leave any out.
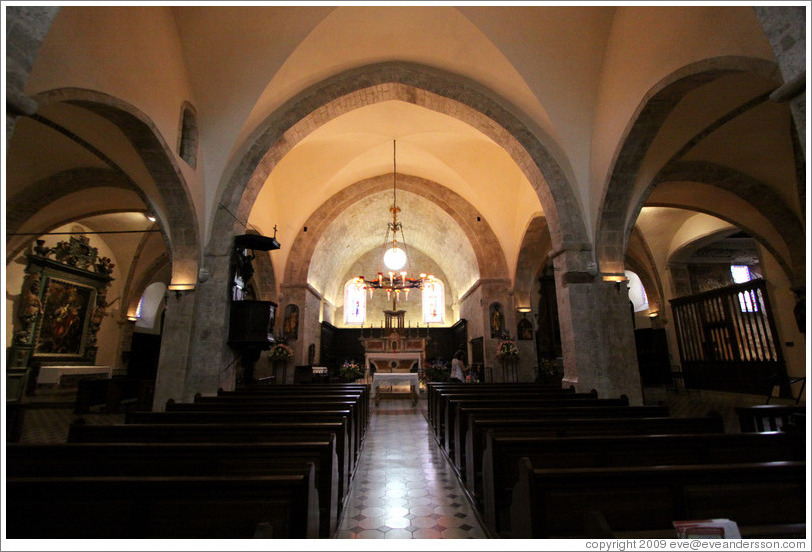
[670,279,790,396]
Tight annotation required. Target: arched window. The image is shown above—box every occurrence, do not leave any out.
[422,277,444,324]
[731,264,758,312]
[625,270,649,312]
[344,278,366,325]
[178,102,198,169]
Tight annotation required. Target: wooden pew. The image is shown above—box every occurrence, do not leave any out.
[125,409,356,480]
[68,421,352,502]
[464,414,726,500]
[735,404,807,432]
[509,459,806,539]
[453,397,669,488]
[429,385,580,440]
[445,396,631,467]
[7,470,320,538]
[220,384,370,426]
[427,383,574,433]
[482,431,806,536]
[176,397,364,462]
[7,440,340,538]
[191,394,367,449]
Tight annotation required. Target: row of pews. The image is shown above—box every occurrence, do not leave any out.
[426,382,807,539]
[6,383,370,539]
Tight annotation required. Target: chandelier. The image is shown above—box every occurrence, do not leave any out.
[353,140,435,304]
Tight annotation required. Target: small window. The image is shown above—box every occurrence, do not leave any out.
[178,103,198,169]
[731,265,758,312]
[344,278,366,325]
[422,277,444,324]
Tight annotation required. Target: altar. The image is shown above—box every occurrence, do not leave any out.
[371,372,419,406]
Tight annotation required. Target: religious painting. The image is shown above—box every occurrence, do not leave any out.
[517,318,534,341]
[283,304,299,340]
[34,276,96,357]
[489,302,504,338]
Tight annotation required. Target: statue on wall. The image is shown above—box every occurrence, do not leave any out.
[489,302,504,338]
[15,273,43,344]
[284,304,299,340]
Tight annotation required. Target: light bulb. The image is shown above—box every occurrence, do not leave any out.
[383,246,407,270]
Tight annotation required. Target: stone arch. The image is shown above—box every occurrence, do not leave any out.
[513,215,552,309]
[210,61,588,261]
[596,56,781,276]
[6,167,153,263]
[124,252,171,320]
[29,88,200,288]
[283,174,508,294]
[650,161,804,288]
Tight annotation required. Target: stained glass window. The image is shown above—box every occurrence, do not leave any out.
[731,265,758,312]
[344,279,366,324]
[422,278,444,324]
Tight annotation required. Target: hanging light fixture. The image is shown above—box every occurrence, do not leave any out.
[355,140,434,304]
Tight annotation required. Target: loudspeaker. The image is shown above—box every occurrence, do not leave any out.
[228,300,277,347]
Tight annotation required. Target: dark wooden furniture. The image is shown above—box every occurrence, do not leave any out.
[7,440,339,538]
[7,470,320,539]
[482,431,806,536]
[510,459,806,539]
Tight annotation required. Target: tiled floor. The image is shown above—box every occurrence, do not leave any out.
[335,395,487,539]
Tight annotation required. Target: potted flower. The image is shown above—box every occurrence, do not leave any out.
[340,360,364,382]
[268,343,294,363]
[423,359,450,383]
[496,340,519,360]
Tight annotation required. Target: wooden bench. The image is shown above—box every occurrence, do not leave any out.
[736,404,807,432]
[455,404,667,477]
[482,431,806,536]
[68,420,352,502]
[7,470,320,538]
[218,386,370,430]
[510,459,806,539]
[434,390,596,448]
[429,385,581,440]
[130,409,357,474]
[193,394,367,447]
[178,397,364,461]
[445,396,632,468]
[426,382,567,425]
[7,439,340,538]
[464,414,726,500]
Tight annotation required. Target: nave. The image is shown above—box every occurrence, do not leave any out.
[335,397,487,539]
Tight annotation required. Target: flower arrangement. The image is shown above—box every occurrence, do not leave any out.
[496,340,519,360]
[340,360,364,381]
[268,343,294,362]
[423,359,450,383]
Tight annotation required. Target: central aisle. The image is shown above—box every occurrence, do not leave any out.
[335,397,487,539]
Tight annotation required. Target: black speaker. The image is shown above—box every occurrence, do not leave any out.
[228,300,277,347]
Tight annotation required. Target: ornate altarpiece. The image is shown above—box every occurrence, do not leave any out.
[8,236,114,398]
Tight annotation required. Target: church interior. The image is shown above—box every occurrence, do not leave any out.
[3,4,808,545]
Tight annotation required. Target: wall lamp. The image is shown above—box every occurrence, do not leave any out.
[602,274,628,291]
[167,283,196,299]
[127,315,138,322]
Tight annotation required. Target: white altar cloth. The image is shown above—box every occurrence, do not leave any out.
[371,372,419,396]
[37,365,113,386]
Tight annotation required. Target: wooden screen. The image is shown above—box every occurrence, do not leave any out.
[670,279,790,396]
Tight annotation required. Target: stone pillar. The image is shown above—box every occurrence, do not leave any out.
[5,6,59,143]
[551,249,643,404]
[278,283,323,379]
[152,288,199,410]
[754,7,806,154]
[478,279,515,382]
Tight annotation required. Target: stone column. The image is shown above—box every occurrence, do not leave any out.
[754,7,806,154]
[551,249,643,404]
[152,287,199,410]
[5,6,59,144]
